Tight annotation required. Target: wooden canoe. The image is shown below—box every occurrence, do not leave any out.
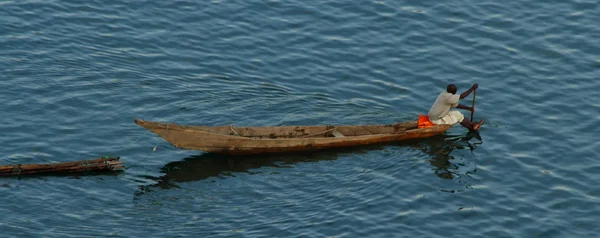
[134,119,452,155]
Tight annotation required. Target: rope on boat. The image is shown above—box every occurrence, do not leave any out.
[120,122,160,152]
[114,121,167,154]
[153,124,169,151]
[117,121,174,168]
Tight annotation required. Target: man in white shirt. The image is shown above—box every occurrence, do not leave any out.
[428,84,483,131]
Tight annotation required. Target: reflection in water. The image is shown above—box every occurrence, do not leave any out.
[150,145,383,190]
[408,131,482,180]
[139,132,482,192]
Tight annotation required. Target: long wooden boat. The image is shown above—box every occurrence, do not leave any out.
[134,119,452,155]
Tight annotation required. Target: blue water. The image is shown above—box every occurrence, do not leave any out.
[1,0,600,237]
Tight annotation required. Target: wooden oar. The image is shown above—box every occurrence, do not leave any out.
[470,88,476,121]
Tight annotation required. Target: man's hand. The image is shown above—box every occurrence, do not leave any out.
[460,84,478,99]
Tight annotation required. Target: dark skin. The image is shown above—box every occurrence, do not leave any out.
[447,83,483,131]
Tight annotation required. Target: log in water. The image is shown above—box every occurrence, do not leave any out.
[0,157,123,176]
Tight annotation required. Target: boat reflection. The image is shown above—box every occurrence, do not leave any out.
[151,145,383,189]
[406,131,482,180]
[148,132,482,189]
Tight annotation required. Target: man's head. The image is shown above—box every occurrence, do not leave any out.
[446,84,457,94]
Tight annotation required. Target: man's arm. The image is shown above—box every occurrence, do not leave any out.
[459,83,478,99]
[456,104,473,112]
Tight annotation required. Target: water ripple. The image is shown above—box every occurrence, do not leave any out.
[1,0,600,237]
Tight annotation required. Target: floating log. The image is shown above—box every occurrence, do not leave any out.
[0,157,123,176]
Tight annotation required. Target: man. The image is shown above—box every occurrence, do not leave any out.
[428,83,483,131]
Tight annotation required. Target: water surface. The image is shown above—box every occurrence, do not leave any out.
[1,0,599,237]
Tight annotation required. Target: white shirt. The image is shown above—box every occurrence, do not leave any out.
[428,90,460,121]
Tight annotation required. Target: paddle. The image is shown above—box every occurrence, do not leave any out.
[470,88,476,121]
[469,88,482,140]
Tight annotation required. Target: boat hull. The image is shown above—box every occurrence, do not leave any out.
[134,119,452,155]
